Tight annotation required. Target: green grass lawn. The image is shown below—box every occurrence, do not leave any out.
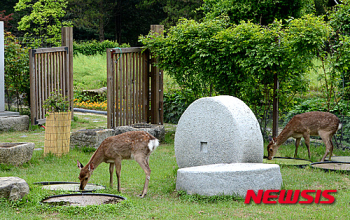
[73,54,107,90]
[1,113,350,219]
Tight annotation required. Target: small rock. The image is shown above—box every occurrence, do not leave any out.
[0,177,29,200]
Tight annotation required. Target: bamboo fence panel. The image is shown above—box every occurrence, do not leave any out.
[44,112,72,156]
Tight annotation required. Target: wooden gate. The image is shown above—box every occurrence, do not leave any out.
[107,47,163,128]
[29,47,72,125]
[29,27,73,125]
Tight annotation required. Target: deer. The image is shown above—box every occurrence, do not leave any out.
[77,130,159,198]
[267,111,341,162]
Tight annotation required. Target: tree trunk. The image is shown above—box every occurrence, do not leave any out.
[99,18,105,42]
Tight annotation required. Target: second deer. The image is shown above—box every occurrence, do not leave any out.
[77,130,159,198]
[267,111,341,162]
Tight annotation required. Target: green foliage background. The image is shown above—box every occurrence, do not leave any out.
[73,40,129,56]
[140,14,336,136]
[4,32,30,112]
[14,0,72,47]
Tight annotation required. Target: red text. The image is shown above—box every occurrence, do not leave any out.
[244,189,337,204]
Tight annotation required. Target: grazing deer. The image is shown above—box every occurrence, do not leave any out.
[267,111,341,162]
[77,130,159,198]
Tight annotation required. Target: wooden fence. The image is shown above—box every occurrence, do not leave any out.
[29,27,73,125]
[107,47,163,128]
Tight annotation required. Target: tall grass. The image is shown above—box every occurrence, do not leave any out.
[73,53,178,93]
[73,53,107,90]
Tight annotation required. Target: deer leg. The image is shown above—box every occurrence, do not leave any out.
[303,134,311,160]
[135,155,151,198]
[114,159,122,192]
[319,131,333,162]
[109,163,114,188]
[294,138,301,158]
[329,137,335,161]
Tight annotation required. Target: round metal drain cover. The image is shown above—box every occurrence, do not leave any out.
[34,181,105,192]
[263,157,312,168]
[325,156,350,163]
[42,193,126,206]
[311,161,350,172]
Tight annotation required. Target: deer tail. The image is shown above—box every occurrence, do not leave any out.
[148,138,159,152]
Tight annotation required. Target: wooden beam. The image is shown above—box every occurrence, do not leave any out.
[61,27,74,117]
[150,25,164,125]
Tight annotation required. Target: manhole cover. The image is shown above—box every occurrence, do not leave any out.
[325,156,350,163]
[34,181,105,192]
[311,162,350,172]
[263,157,312,167]
[41,193,126,206]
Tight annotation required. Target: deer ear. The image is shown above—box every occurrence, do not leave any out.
[272,137,277,143]
[77,160,84,169]
[88,162,95,172]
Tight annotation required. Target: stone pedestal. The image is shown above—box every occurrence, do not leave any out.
[174,96,283,197]
[176,163,282,198]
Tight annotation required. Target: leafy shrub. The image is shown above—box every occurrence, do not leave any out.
[163,89,197,124]
[42,90,70,113]
[74,90,107,103]
[73,40,129,56]
[4,32,30,111]
[284,98,350,124]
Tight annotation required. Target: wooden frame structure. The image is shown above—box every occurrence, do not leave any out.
[29,27,73,125]
[106,47,163,128]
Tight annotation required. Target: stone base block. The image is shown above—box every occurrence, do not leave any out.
[0,143,35,165]
[176,163,282,198]
[0,115,29,131]
[70,129,115,149]
[115,123,165,142]
[0,177,29,200]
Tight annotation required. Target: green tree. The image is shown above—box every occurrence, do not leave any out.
[4,32,30,112]
[14,0,72,47]
[140,14,331,136]
[201,0,304,25]
[326,0,350,101]
[138,0,204,28]
[67,0,116,42]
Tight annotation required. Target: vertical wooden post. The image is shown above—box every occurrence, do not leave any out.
[61,27,73,117]
[143,50,150,123]
[29,49,36,125]
[150,25,164,125]
[107,48,115,128]
[273,73,279,138]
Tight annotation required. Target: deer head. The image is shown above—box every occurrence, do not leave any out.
[77,160,94,190]
[267,137,278,160]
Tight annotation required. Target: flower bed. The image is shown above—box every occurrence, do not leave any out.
[74,99,107,111]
